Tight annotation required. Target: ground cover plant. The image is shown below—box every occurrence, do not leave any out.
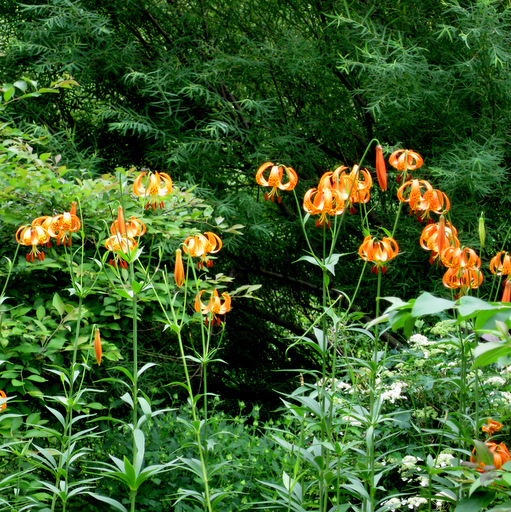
[1,97,511,512]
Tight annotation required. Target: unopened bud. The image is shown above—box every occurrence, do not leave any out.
[479,212,486,249]
[94,328,102,366]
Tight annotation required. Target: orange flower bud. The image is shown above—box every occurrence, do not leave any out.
[94,328,102,366]
[375,145,387,191]
[174,249,185,287]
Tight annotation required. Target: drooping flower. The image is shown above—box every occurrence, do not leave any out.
[32,215,54,247]
[303,185,345,228]
[375,145,387,191]
[358,235,399,274]
[133,171,173,210]
[174,249,185,287]
[397,179,433,214]
[332,165,372,213]
[482,419,504,437]
[16,224,51,262]
[110,206,146,238]
[104,233,138,269]
[420,217,459,264]
[194,289,231,326]
[441,246,481,270]
[0,389,6,411]
[441,246,483,295]
[490,252,511,277]
[389,149,423,182]
[255,162,298,203]
[470,442,511,472]
[183,232,222,268]
[47,202,81,246]
[94,328,102,366]
[417,188,450,221]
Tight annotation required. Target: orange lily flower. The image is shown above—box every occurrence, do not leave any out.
[104,233,138,269]
[420,218,459,264]
[333,165,372,213]
[471,442,511,472]
[47,202,81,246]
[482,419,504,437]
[397,179,433,214]
[442,266,483,293]
[0,389,6,411]
[303,186,345,228]
[375,145,387,191]
[94,328,102,366]
[133,171,173,210]
[195,289,232,326]
[389,149,423,182]
[183,232,222,268]
[418,188,450,221]
[174,249,185,287]
[255,162,298,203]
[110,206,146,238]
[358,235,399,274]
[16,224,51,262]
[441,246,481,270]
[490,251,511,276]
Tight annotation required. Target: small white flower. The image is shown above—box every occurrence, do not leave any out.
[436,453,455,468]
[484,376,506,386]
[406,497,428,510]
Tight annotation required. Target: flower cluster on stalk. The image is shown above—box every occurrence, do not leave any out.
[16,202,81,262]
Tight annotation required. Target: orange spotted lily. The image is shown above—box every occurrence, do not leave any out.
[389,149,423,183]
[482,419,504,437]
[303,185,345,228]
[195,289,231,326]
[133,170,173,210]
[104,233,137,269]
[16,224,51,262]
[183,232,222,268]
[335,165,372,213]
[420,217,459,264]
[441,246,483,296]
[47,202,81,246]
[490,251,511,277]
[397,179,433,215]
[110,207,146,238]
[470,442,511,473]
[0,389,6,411]
[255,162,298,203]
[358,235,399,274]
[418,188,450,221]
[490,252,511,302]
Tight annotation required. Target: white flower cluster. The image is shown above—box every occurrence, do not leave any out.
[500,391,511,405]
[316,377,353,393]
[409,334,432,348]
[406,497,428,509]
[381,380,408,403]
[484,376,506,386]
[382,496,428,511]
[435,452,455,468]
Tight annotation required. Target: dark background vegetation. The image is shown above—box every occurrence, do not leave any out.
[1,0,511,410]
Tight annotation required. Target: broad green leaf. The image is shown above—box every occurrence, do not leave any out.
[457,296,498,319]
[52,293,66,316]
[411,292,456,318]
[473,342,511,369]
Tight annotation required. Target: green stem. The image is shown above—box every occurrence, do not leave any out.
[129,262,139,512]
